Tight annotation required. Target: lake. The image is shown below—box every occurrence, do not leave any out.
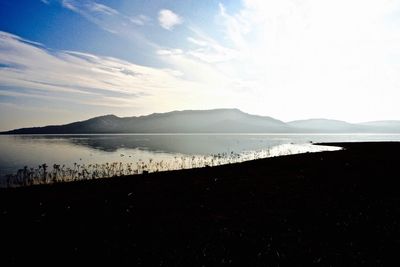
[1,134,400,185]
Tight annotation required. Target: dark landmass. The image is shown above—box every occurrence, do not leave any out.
[2,108,400,134]
[1,108,292,134]
[1,142,400,265]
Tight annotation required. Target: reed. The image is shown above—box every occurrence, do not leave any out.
[2,144,330,187]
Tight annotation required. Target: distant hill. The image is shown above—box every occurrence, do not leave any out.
[1,109,292,134]
[287,119,368,133]
[357,121,400,133]
[2,109,400,134]
[288,119,400,133]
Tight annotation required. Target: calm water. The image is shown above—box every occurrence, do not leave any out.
[1,134,400,181]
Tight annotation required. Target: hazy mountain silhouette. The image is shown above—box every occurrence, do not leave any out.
[357,121,400,133]
[287,119,368,133]
[2,109,292,134]
[2,109,400,134]
[288,119,400,133]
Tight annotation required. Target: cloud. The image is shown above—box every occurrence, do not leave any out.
[40,0,50,4]
[158,9,183,30]
[61,0,119,30]
[62,0,119,15]
[59,0,158,48]
[129,15,151,26]
[186,27,238,63]
[61,0,78,11]
[0,31,202,110]
[156,49,183,56]
[87,2,119,16]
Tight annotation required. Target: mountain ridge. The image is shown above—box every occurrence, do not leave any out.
[2,108,400,134]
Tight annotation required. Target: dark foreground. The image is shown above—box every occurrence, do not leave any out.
[1,142,400,266]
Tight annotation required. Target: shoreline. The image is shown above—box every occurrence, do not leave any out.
[0,142,341,188]
[1,142,400,265]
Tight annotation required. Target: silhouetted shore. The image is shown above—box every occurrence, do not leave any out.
[1,142,399,265]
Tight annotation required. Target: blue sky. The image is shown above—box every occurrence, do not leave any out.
[1,0,400,130]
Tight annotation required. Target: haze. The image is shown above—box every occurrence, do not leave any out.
[1,0,400,131]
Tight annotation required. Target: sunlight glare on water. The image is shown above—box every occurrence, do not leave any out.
[1,133,399,186]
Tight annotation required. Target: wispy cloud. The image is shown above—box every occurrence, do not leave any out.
[61,0,120,32]
[0,31,201,110]
[186,27,238,63]
[156,49,183,56]
[59,0,158,48]
[129,14,151,26]
[61,0,78,12]
[40,0,50,5]
[87,2,119,15]
[158,9,183,30]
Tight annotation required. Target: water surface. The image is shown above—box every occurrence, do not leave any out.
[1,134,399,182]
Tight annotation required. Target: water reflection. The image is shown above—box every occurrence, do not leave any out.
[1,134,400,186]
[11,134,300,154]
[2,142,339,187]
[9,133,400,154]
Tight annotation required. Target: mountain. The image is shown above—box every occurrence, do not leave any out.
[288,119,400,133]
[2,109,400,134]
[1,109,293,134]
[287,119,369,133]
[357,121,400,133]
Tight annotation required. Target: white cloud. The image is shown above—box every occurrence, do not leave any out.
[61,0,118,28]
[59,0,158,48]
[130,15,151,26]
[0,31,206,111]
[185,29,238,63]
[87,2,119,16]
[63,0,119,16]
[158,9,183,30]
[40,0,50,4]
[61,0,78,12]
[156,49,183,56]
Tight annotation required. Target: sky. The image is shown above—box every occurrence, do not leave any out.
[1,0,400,130]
